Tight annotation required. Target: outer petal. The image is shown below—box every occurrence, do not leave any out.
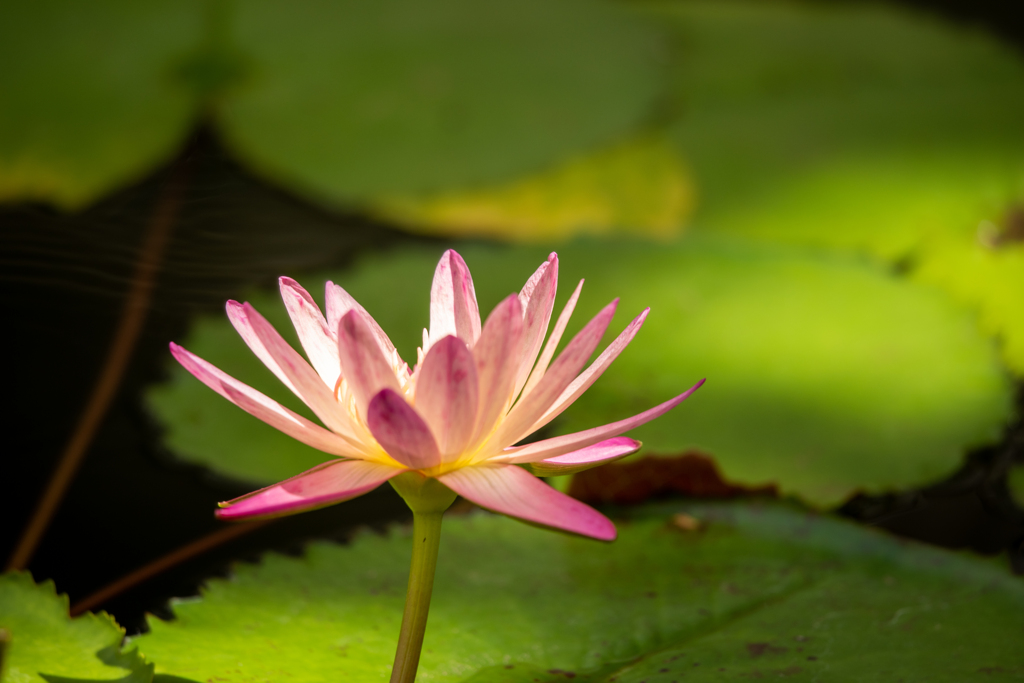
[470,294,523,448]
[429,250,481,347]
[338,310,402,419]
[279,277,341,389]
[326,281,399,361]
[367,389,443,469]
[492,300,617,450]
[531,308,650,434]
[500,379,706,464]
[415,336,479,459]
[513,254,558,398]
[170,343,363,457]
[438,465,615,541]
[521,278,583,399]
[526,437,641,477]
[233,301,358,439]
[217,459,403,520]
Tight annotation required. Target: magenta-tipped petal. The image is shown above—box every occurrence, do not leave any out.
[513,253,558,398]
[471,294,524,446]
[325,281,398,360]
[521,278,584,397]
[367,389,442,469]
[415,336,479,458]
[532,308,650,434]
[438,465,616,540]
[526,437,641,477]
[337,310,401,418]
[429,250,481,346]
[494,299,618,449]
[504,379,706,463]
[279,277,341,389]
[217,459,402,520]
[169,343,361,457]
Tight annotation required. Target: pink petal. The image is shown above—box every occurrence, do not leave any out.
[429,250,481,347]
[532,308,650,434]
[526,437,641,477]
[279,277,341,388]
[230,301,357,439]
[513,253,559,399]
[337,310,402,419]
[438,465,615,541]
[492,300,618,449]
[415,336,479,459]
[470,294,523,448]
[325,281,399,361]
[217,459,403,520]
[170,343,363,457]
[367,389,442,469]
[520,278,584,398]
[501,379,706,464]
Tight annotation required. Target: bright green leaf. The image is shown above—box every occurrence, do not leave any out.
[217,0,665,203]
[0,0,204,208]
[136,502,1024,681]
[146,239,1011,505]
[0,573,153,683]
[650,0,1024,371]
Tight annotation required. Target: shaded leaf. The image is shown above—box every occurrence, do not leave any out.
[146,239,1011,505]
[0,0,204,208]
[135,502,1024,681]
[373,136,693,241]
[1010,463,1024,509]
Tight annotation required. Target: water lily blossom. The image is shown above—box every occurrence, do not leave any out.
[171,250,703,540]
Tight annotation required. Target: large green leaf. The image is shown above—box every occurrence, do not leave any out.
[135,502,1024,681]
[0,0,203,208]
[146,239,1011,505]
[217,0,665,203]
[0,573,152,683]
[651,0,1024,371]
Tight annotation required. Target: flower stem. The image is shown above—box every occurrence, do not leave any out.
[390,510,444,683]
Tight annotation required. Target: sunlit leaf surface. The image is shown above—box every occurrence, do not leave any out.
[147,240,1011,505]
[218,0,665,203]
[0,573,152,683]
[0,0,203,208]
[652,1,1024,371]
[136,502,1024,681]
[373,136,693,241]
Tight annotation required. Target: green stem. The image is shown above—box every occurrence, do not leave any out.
[389,472,457,683]
[390,510,444,683]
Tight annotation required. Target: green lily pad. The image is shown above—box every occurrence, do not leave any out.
[1009,464,1024,509]
[0,0,203,208]
[135,501,1024,681]
[649,0,1024,371]
[146,239,1011,505]
[217,0,665,203]
[0,572,153,683]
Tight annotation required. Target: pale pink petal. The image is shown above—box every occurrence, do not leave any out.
[429,250,481,347]
[366,389,442,469]
[415,336,479,459]
[438,465,615,541]
[531,308,650,434]
[337,310,402,419]
[470,294,523,448]
[526,437,641,477]
[521,278,584,399]
[217,459,403,520]
[492,300,618,449]
[513,253,558,398]
[233,301,357,439]
[279,277,341,388]
[325,281,398,360]
[500,379,706,464]
[170,343,363,457]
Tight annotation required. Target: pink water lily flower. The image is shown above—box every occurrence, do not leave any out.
[171,250,703,541]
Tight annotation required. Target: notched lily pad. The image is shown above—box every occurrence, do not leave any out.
[135,502,1024,681]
